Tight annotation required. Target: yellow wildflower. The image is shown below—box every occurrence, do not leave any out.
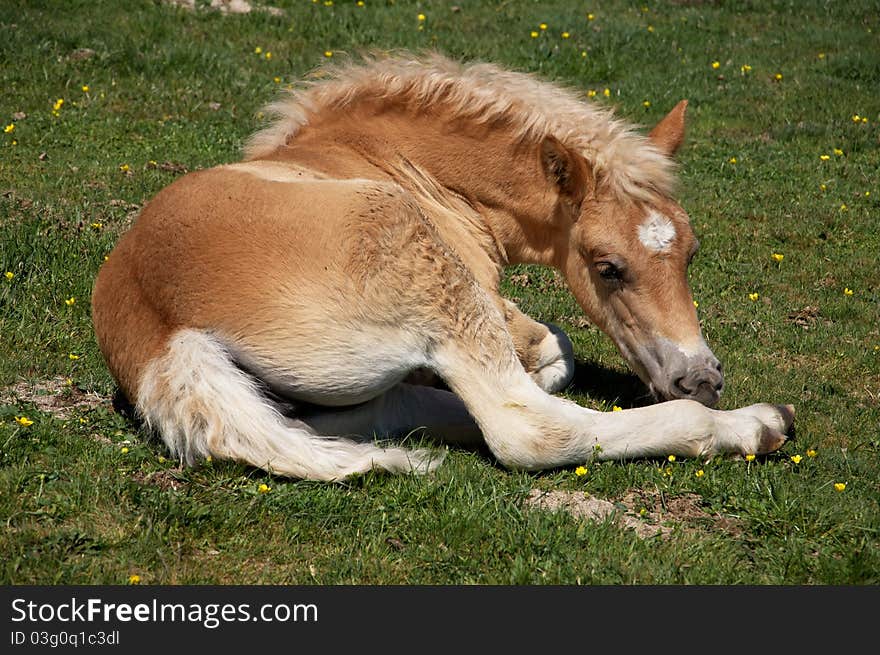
[749,292,759,301]
[741,64,752,73]
[612,406,622,412]
[128,574,140,584]
[820,184,826,191]
[121,447,129,454]
[158,456,166,463]
[273,76,281,84]
[852,114,861,123]
[562,31,570,39]
[530,31,539,38]
[265,51,272,60]
[324,50,333,58]
[418,14,425,21]
[258,483,271,493]
[643,100,651,107]
[729,157,737,164]
[806,449,817,458]
[587,89,596,97]
[695,469,704,478]
[817,52,825,59]
[53,98,64,111]
[639,507,647,516]
[539,23,547,31]
[357,0,364,5]
[91,222,102,229]
[587,13,595,21]
[575,465,587,476]
[119,163,129,172]
[667,455,676,462]
[819,154,830,161]
[840,204,848,211]
[68,353,79,360]
[81,85,89,92]
[603,88,610,97]
[711,61,720,69]
[581,51,587,58]
[254,46,262,54]
[4,123,14,133]
[4,271,13,280]
[771,253,784,262]
[774,73,783,81]
[843,287,853,296]
[15,416,34,427]
[834,148,843,156]
[833,482,846,492]
[693,300,699,308]
[790,455,802,464]
[745,454,756,462]
[647,25,654,32]
[65,297,76,306]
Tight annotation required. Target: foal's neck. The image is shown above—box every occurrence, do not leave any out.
[266,109,560,272]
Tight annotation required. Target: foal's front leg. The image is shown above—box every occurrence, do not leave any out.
[503,300,575,394]
[402,299,575,394]
[424,292,793,470]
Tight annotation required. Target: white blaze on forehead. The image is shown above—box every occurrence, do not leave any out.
[638,210,677,252]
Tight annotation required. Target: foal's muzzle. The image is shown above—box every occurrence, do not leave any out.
[644,340,724,407]
[667,354,724,406]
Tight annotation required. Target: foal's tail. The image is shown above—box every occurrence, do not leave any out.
[136,329,443,481]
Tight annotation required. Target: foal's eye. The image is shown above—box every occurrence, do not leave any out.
[596,262,624,282]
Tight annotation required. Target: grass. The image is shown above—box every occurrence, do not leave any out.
[0,0,878,585]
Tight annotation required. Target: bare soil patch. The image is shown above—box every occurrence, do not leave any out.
[165,0,283,16]
[129,469,186,491]
[524,488,742,539]
[3,377,111,420]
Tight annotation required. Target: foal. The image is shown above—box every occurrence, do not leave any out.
[92,54,794,481]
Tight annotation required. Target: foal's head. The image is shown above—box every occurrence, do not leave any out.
[546,101,724,406]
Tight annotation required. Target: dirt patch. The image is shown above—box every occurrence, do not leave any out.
[525,488,742,539]
[129,469,186,491]
[165,0,284,16]
[786,305,824,330]
[3,377,111,420]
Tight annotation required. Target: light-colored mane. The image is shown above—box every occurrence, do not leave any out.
[244,52,676,202]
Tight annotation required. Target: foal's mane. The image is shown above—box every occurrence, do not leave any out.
[244,52,676,202]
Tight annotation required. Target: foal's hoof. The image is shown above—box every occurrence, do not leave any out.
[759,405,794,453]
[530,323,575,393]
[727,402,796,455]
[756,403,795,454]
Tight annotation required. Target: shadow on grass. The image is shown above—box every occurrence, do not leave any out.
[566,358,654,408]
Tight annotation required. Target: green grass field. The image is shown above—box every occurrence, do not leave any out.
[1,0,878,585]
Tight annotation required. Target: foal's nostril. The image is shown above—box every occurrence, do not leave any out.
[673,376,691,395]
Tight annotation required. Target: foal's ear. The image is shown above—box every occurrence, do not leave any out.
[540,135,591,204]
[648,99,688,157]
